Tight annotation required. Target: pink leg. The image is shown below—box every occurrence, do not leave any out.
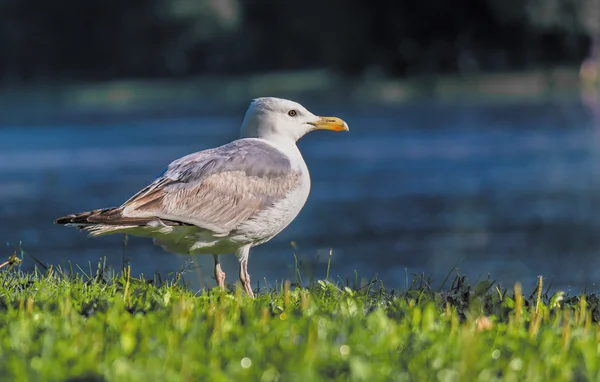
[236,246,254,298]
[239,257,254,298]
[213,254,226,289]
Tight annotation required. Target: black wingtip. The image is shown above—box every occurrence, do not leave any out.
[54,215,75,225]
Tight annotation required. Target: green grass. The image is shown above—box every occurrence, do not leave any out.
[1,259,600,381]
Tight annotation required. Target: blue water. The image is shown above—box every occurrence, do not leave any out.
[2,98,600,292]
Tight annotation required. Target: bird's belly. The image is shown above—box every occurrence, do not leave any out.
[236,179,310,246]
[147,225,239,255]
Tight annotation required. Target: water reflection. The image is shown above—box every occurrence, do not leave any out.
[1,98,600,292]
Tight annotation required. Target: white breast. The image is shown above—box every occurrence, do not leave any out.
[236,153,311,246]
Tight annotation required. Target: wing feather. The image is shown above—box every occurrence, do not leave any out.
[120,139,301,234]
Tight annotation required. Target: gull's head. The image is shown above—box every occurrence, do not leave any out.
[240,97,349,143]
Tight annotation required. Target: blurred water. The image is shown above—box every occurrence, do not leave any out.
[2,98,600,292]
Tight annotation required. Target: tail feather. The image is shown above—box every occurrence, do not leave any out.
[54,207,190,228]
[55,207,121,226]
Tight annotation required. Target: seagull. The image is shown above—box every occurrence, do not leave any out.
[54,97,349,297]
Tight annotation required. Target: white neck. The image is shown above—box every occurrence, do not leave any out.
[258,133,297,148]
[254,135,306,170]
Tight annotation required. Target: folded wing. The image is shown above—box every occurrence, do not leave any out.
[120,139,301,234]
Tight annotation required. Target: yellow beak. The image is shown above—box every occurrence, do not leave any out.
[309,116,349,132]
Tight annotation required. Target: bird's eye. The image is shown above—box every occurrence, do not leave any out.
[288,110,298,117]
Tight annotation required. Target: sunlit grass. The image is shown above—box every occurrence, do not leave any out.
[0,259,599,381]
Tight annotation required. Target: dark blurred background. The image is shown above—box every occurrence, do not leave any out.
[1,0,600,292]
[1,0,598,82]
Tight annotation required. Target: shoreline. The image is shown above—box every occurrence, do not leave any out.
[0,66,590,125]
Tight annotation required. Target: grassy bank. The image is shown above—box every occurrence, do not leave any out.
[0,262,599,381]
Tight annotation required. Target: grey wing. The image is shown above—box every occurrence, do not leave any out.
[120,139,301,234]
